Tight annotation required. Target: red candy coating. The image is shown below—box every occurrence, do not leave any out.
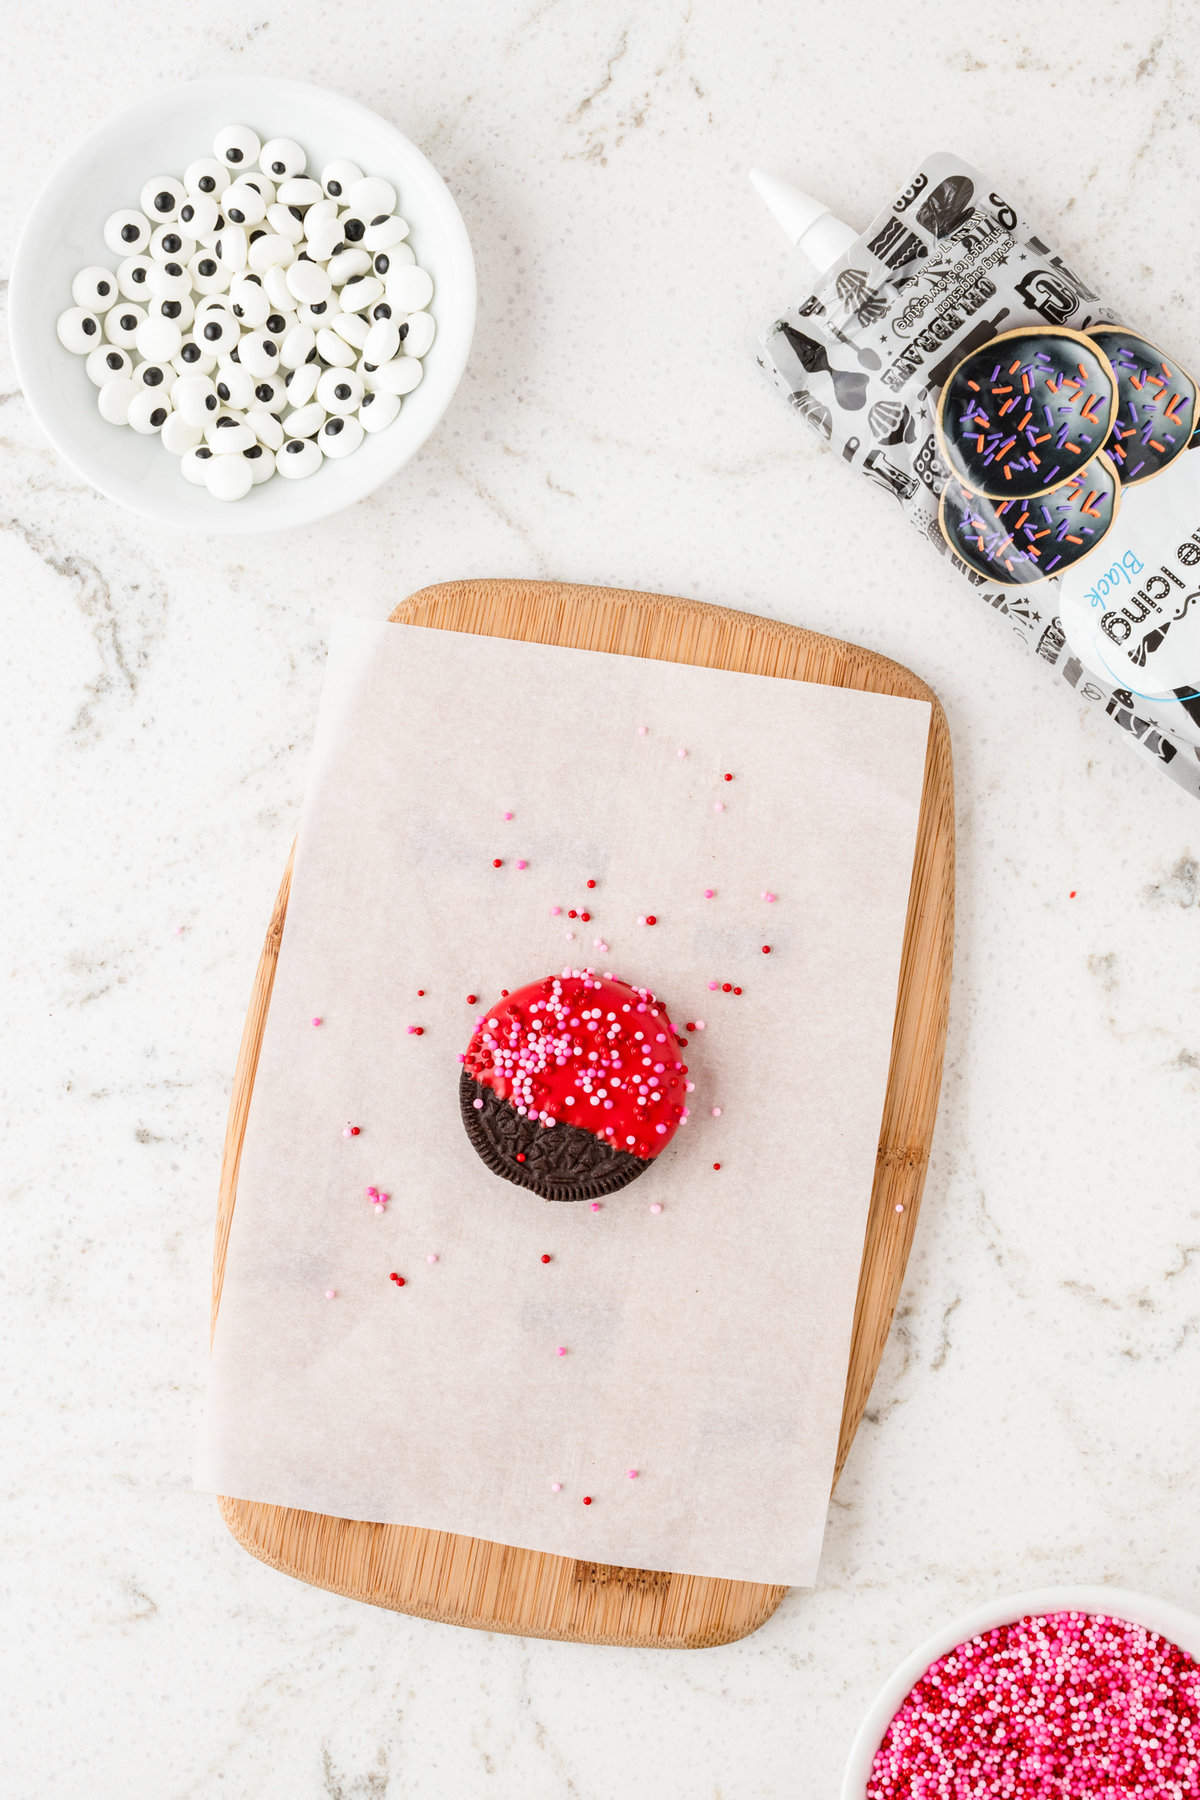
[461,970,688,1162]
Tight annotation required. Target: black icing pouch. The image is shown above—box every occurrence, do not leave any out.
[761,151,1200,802]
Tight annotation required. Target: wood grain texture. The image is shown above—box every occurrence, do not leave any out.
[213,579,954,1647]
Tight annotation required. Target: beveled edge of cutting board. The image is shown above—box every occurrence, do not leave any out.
[214,577,954,1646]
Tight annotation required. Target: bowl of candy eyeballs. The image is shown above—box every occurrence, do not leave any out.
[8,76,475,531]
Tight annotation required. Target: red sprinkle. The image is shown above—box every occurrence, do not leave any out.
[733,986,742,995]
[417,989,425,996]
[1069,889,1077,898]
[713,1162,721,1170]
[466,994,478,1005]
[723,772,733,781]
[582,1496,593,1506]
[645,914,657,926]
[722,982,731,992]
[389,1272,405,1286]
[761,945,772,954]
[586,879,596,888]
[685,1021,695,1031]
[541,1254,552,1263]
[348,1125,360,1136]
[568,909,578,918]
[580,910,591,922]
[516,1153,526,1162]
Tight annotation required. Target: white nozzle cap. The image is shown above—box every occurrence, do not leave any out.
[749,167,859,275]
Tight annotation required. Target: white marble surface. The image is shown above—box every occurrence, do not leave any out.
[3,3,1199,1796]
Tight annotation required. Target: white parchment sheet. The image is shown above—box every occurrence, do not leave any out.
[200,620,931,1585]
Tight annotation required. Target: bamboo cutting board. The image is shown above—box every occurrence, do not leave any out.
[213,578,954,1647]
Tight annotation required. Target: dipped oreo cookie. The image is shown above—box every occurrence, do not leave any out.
[936,326,1118,499]
[459,970,688,1200]
[939,452,1120,585]
[1088,326,1200,484]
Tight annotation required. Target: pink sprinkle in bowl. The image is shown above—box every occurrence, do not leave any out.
[841,1584,1200,1798]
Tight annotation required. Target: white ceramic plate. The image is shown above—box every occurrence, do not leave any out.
[841,1584,1200,1798]
[8,76,476,533]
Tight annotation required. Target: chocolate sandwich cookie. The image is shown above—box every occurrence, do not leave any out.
[939,451,1120,585]
[1087,326,1200,485]
[459,970,689,1199]
[936,326,1118,499]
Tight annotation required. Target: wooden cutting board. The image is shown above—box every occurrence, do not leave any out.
[213,578,954,1647]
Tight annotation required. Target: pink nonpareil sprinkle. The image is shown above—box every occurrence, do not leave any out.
[311,1016,322,1027]
[426,1253,439,1264]
[867,1610,1200,1800]
[763,891,777,903]
[676,747,687,758]
[590,1201,602,1213]
[324,1289,336,1299]
[516,859,528,870]
[713,800,724,812]
[649,1202,662,1214]
[626,1468,639,1479]
[556,1345,568,1356]
[704,888,715,898]
[550,905,561,916]
[707,980,718,991]
[711,1106,722,1117]
[550,1480,563,1491]
[502,810,513,820]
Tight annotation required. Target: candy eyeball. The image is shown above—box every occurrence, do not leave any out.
[174,339,217,375]
[103,209,151,256]
[338,213,367,245]
[248,232,294,273]
[214,364,254,410]
[338,274,383,315]
[402,311,436,357]
[133,357,173,390]
[205,451,255,500]
[238,328,281,378]
[127,388,172,434]
[330,310,370,350]
[147,260,192,302]
[347,176,397,219]
[161,411,202,455]
[364,214,410,253]
[149,225,196,264]
[56,306,102,353]
[181,444,215,485]
[297,301,333,330]
[134,312,183,362]
[179,192,220,238]
[321,159,362,200]
[215,225,249,273]
[285,258,331,306]
[150,292,195,330]
[303,216,342,263]
[314,326,355,368]
[316,367,365,414]
[173,374,220,424]
[286,400,327,439]
[265,201,304,245]
[359,389,401,433]
[104,304,146,347]
[114,254,153,301]
[187,251,226,297]
[252,408,285,451]
[385,265,434,312]
[72,265,118,311]
[283,361,321,407]
[260,136,307,180]
[140,176,186,222]
[184,157,227,196]
[222,180,268,227]
[320,413,365,459]
[368,355,423,396]
[248,373,285,412]
[86,344,131,386]
[275,436,323,478]
[363,317,401,365]
[197,310,240,353]
[227,272,270,327]
[97,377,138,424]
[263,264,297,313]
[205,411,256,453]
[213,124,261,169]
[242,442,275,485]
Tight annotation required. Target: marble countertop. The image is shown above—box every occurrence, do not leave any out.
[4,2,1199,1795]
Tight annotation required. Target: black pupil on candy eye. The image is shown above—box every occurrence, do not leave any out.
[344,219,364,241]
[362,393,374,406]
[286,440,303,453]
[255,384,273,400]
[311,302,326,315]
[166,263,182,277]
[197,447,212,458]
[199,260,216,275]
[132,268,146,283]
[216,415,236,428]
[232,307,244,318]
[181,205,194,221]
[397,322,409,340]
[335,384,350,399]
[245,445,262,458]
[325,419,344,435]
[262,341,276,357]
[150,408,166,426]
[121,224,138,242]
[374,304,391,319]
[163,235,180,252]
[375,255,388,274]
[107,353,122,369]
[83,318,96,334]
[327,180,341,196]
[229,209,245,223]
[97,280,110,296]
[271,161,285,175]
[163,302,181,318]
[199,177,215,192]
[182,344,199,362]
[144,367,163,385]
[228,147,243,162]
[205,396,217,409]
[371,215,388,227]
[121,315,136,329]
[267,315,284,333]
[156,192,172,211]
[249,229,264,243]
[204,323,221,340]
[217,384,230,399]
[289,206,304,221]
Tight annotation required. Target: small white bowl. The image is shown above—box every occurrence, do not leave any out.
[8,76,476,533]
[842,1584,1200,1798]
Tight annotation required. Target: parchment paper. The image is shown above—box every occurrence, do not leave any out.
[200,619,931,1586]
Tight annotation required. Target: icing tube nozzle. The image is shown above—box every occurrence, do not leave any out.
[748,167,859,273]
